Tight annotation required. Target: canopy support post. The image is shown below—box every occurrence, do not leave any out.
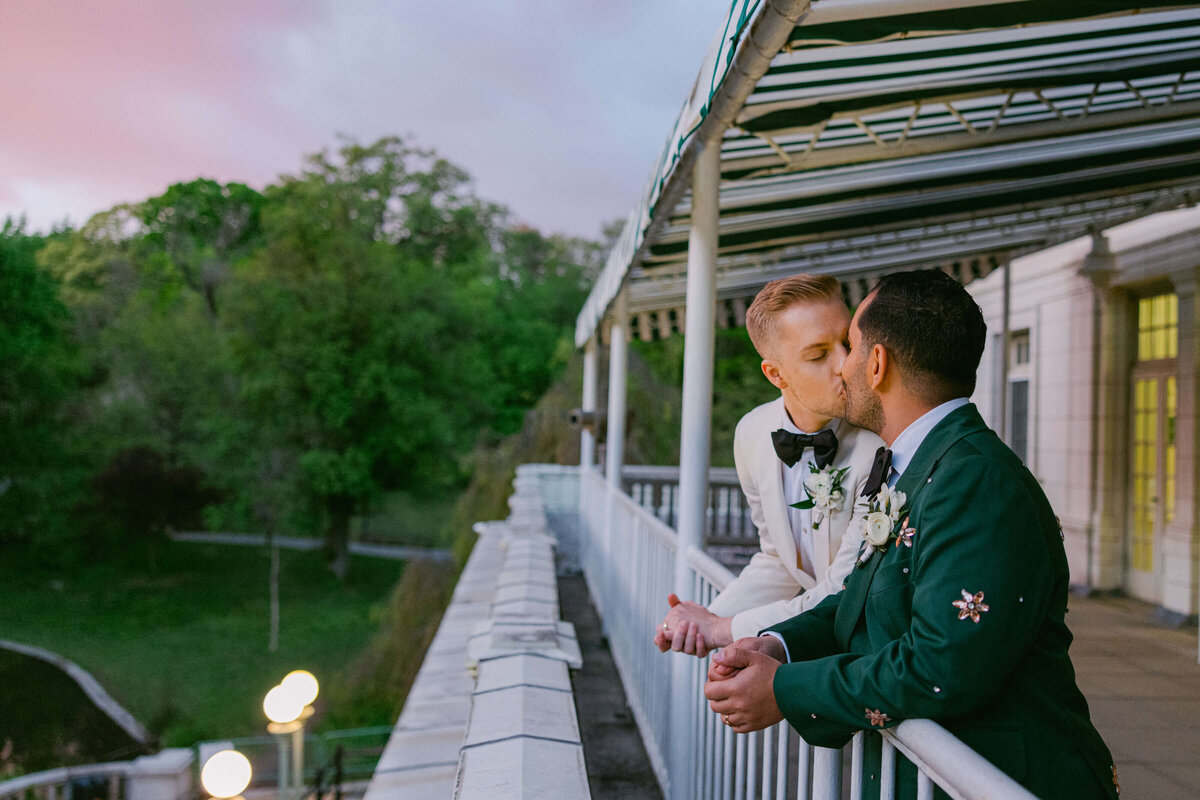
[668,139,720,800]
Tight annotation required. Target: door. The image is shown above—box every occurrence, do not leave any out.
[1126,293,1178,602]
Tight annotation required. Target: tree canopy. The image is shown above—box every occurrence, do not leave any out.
[4,136,598,576]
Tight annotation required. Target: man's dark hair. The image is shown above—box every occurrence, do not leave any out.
[859,269,987,402]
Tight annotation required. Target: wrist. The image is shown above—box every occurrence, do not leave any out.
[712,616,734,648]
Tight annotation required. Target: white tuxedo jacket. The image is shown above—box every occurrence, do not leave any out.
[708,397,883,639]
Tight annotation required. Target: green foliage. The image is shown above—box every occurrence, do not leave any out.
[10,137,594,577]
[87,446,220,569]
[219,137,594,574]
[0,220,79,545]
[322,559,454,729]
[630,327,776,466]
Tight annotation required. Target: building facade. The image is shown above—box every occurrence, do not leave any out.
[969,208,1199,622]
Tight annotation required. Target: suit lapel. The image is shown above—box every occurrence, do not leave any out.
[832,405,985,644]
[758,401,810,588]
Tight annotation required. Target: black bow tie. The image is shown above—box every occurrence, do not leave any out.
[771,428,838,469]
[862,446,893,498]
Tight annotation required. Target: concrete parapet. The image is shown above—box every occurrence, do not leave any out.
[125,749,193,800]
[366,465,590,800]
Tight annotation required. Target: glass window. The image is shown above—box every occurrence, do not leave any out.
[1009,379,1029,464]
[1011,330,1030,366]
[1137,293,1178,362]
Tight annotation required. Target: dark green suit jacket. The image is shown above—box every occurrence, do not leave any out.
[765,404,1118,799]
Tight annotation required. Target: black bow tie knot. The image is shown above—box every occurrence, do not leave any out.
[771,428,838,470]
[862,446,893,498]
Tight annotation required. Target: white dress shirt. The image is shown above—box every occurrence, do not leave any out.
[778,409,841,576]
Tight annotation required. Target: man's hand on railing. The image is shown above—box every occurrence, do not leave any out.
[703,638,786,734]
[653,593,734,657]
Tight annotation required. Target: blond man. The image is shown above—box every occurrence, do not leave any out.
[655,274,881,656]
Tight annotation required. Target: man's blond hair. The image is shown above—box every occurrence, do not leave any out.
[745,274,843,356]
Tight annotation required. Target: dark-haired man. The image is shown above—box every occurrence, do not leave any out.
[704,270,1118,799]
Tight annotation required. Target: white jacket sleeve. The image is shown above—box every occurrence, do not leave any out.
[718,475,868,640]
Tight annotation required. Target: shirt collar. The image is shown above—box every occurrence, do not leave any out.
[888,397,970,483]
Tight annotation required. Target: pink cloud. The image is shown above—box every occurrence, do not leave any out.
[0,0,324,225]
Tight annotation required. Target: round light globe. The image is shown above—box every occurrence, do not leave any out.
[263,684,304,724]
[201,750,252,799]
[281,670,319,706]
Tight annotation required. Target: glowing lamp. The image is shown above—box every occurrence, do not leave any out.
[200,750,252,799]
[263,684,304,724]
[281,669,319,706]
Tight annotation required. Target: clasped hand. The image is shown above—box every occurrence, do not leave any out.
[653,593,729,656]
[703,636,786,733]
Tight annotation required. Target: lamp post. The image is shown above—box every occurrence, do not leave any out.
[263,671,320,800]
[201,749,252,800]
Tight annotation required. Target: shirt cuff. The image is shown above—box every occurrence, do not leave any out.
[762,631,791,663]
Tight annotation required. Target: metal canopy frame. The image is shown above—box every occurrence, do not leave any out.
[576,0,1200,345]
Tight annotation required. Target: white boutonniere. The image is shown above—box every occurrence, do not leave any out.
[855,485,908,568]
[789,462,849,529]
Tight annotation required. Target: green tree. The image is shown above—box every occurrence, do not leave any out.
[225,137,509,578]
[0,220,77,543]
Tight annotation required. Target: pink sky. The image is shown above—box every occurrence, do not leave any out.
[0,0,724,238]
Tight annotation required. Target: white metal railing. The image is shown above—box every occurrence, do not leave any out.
[565,463,1037,800]
[0,762,127,800]
[621,465,756,545]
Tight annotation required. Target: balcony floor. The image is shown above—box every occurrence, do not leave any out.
[1068,593,1200,798]
[559,568,663,799]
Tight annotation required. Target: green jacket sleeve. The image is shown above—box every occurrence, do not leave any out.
[762,584,844,662]
[771,451,1054,747]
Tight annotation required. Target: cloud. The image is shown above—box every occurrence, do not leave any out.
[0,0,322,227]
[0,0,728,237]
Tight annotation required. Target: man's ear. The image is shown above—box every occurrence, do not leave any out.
[867,344,888,391]
[761,359,786,390]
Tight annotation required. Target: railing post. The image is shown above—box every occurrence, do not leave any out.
[580,334,599,556]
[581,335,599,471]
[669,138,720,800]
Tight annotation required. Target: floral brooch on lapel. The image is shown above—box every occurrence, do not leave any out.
[854,485,908,568]
[790,462,850,530]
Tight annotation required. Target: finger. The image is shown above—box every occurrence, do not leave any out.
[696,632,708,657]
[704,677,734,703]
[713,646,752,670]
[670,621,688,652]
[667,592,681,608]
[654,630,669,652]
[711,663,737,678]
[683,623,698,655]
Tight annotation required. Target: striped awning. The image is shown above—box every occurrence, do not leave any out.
[577,0,1200,345]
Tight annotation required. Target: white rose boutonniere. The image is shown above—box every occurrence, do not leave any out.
[855,485,909,568]
[789,462,850,529]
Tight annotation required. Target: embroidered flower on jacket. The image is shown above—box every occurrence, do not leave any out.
[952,590,990,622]
[865,708,891,727]
[790,463,850,529]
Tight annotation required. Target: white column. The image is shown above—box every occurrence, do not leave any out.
[668,140,720,800]
[601,289,629,610]
[581,336,598,471]
[605,288,629,488]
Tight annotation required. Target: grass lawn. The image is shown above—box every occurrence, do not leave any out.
[0,540,405,747]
